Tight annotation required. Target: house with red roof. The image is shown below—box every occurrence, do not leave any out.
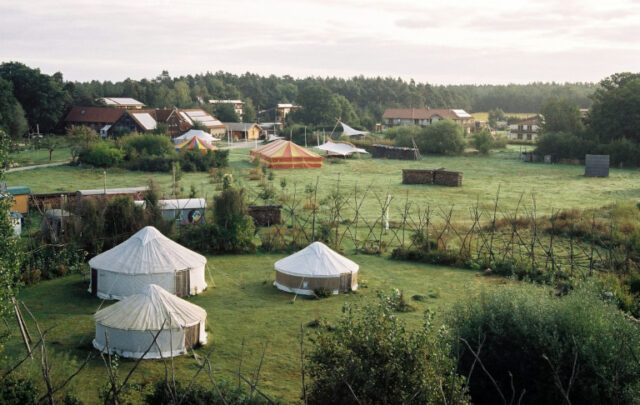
[382,108,474,133]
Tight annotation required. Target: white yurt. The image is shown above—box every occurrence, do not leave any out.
[88,226,207,300]
[173,129,219,144]
[93,284,207,359]
[274,242,359,295]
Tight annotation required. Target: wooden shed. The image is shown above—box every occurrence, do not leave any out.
[6,186,30,214]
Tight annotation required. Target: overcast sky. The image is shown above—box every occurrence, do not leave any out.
[1,0,639,84]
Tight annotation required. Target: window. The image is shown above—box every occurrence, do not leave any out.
[518,125,523,131]
[527,134,532,140]
[518,134,523,140]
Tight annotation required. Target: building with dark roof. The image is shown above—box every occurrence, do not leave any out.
[382,108,474,133]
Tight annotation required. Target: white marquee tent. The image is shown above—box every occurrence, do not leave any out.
[317,141,368,157]
[88,226,207,300]
[173,129,220,144]
[274,242,359,295]
[93,284,207,359]
[340,121,369,137]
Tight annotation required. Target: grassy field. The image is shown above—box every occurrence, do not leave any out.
[5,254,505,403]
[9,146,72,166]
[7,146,640,218]
[471,112,535,121]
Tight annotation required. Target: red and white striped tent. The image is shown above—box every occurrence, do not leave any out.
[250,140,322,169]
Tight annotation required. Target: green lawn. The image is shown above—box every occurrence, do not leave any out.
[6,146,640,219]
[5,254,503,403]
[9,146,72,166]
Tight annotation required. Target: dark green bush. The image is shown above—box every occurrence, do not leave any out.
[0,376,38,404]
[449,285,640,405]
[307,297,468,405]
[471,129,494,154]
[313,287,332,298]
[126,155,174,172]
[121,133,175,157]
[78,141,124,167]
[145,379,274,404]
[180,149,229,172]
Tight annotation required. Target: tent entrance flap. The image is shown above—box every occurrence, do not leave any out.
[175,269,190,297]
[91,268,98,297]
[339,273,352,292]
[184,323,200,349]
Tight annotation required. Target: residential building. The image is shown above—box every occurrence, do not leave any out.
[98,97,145,109]
[382,108,475,133]
[209,100,244,119]
[112,110,157,133]
[178,109,226,137]
[224,122,262,141]
[64,106,125,134]
[508,116,540,141]
[276,103,300,123]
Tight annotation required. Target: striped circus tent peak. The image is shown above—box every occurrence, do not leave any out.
[175,136,217,152]
[250,140,322,169]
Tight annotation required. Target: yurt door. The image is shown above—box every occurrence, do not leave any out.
[175,269,190,297]
[184,323,200,349]
[91,268,97,297]
[339,273,352,292]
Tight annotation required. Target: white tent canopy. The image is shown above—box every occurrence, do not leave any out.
[317,141,368,157]
[93,284,207,359]
[173,129,220,144]
[274,242,359,296]
[275,242,359,278]
[88,226,207,299]
[340,122,369,137]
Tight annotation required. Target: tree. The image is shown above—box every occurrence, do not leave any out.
[7,103,28,140]
[0,129,22,321]
[488,108,506,127]
[213,103,239,122]
[471,129,494,154]
[0,62,68,133]
[295,85,341,125]
[416,119,466,155]
[540,97,583,134]
[242,98,256,122]
[589,73,640,143]
[39,135,61,161]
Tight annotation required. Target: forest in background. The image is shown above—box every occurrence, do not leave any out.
[0,61,597,135]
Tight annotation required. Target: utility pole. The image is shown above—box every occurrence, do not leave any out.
[304,126,307,147]
[103,170,107,194]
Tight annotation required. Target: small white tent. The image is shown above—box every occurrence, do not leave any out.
[88,226,207,300]
[317,141,368,157]
[173,129,219,144]
[340,122,369,137]
[93,284,207,359]
[274,242,359,295]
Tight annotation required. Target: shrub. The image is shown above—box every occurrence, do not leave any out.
[448,285,640,405]
[78,141,124,167]
[179,149,229,172]
[126,155,174,172]
[0,376,38,404]
[307,297,468,405]
[313,287,332,299]
[145,379,273,405]
[471,129,494,154]
[120,133,175,158]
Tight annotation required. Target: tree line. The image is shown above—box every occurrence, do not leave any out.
[0,61,597,137]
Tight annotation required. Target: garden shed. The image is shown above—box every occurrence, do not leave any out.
[6,186,30,214]
[93,284,207,359]
[274,242,359,295]
[88,226,207,300]
[158,198,206,225]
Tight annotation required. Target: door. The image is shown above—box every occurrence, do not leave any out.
[175,270,190,297]
[339,273,352,292]
[91,268,98,297]
[183,323,200,349]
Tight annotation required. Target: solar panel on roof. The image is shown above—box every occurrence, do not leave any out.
[452,109,472,118]
[132,113,157,130]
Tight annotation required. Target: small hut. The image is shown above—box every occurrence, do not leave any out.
[41,209,72,243]
[93,284,207,359]
[88,226,207,300]
[274,242,359,295]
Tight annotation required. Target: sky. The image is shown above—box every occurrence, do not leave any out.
[1,0,639,84]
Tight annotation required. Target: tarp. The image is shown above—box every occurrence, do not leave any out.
[173,129,219,144]
[275,241,359,278]
[94,284,206,330]
[89,226,206,275]
[175,136,217,152]
[250,140,322,169]
[340,122,369,137]
[317,142,368,156]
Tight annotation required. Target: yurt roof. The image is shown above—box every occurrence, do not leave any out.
[173,129,219,144]
[274,242,359,278]
[94,284,206,330]
[88,226,206,274]
[252,139,321,159]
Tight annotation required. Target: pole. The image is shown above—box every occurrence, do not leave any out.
[103,170,107,194]
[385,194,391,230]
[304,126,307,147]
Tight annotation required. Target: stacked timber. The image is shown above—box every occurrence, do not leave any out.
[434,170,463,187]
[371,145,418,160]
[402,169,434,184]
[247,205,282,226]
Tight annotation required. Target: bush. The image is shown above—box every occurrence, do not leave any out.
[120,133,175,157]
[78,141,124,167]
[307,296,468,405]
[392,120,466,155]
[145,379,273,405]
[471,129,494,154]
[180,149,229,172]
[126,155,174,172]
[0,376,38,404]
[449,285,640,405]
